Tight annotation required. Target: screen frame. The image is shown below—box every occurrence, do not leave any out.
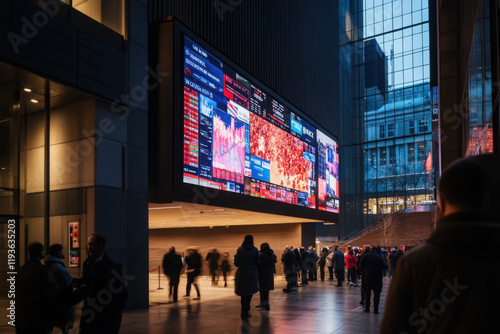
[162,20,339,222]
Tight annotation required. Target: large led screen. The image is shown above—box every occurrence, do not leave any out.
[182,36,339,213]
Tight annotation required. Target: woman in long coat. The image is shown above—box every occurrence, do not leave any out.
[257,242,276,311]
[234,235,260,319]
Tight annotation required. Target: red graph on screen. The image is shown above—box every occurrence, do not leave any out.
[212,112,246,184]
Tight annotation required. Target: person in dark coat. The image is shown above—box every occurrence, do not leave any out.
[16,242,59,334]
[257,242,276,311]
[234,234,260,319]
[45,244,75,333]
[183,248,202,299]
[381,156,500,333]
[79,233,128,334]
[220,252,231,287]
[299,247,309,286]
[332,246,345,286]
[318,248,328,281]
[282,246,296,293]
[307,246,319,281]
[359,245,387,313]
[205,248,220,285]
[162,246,183,302]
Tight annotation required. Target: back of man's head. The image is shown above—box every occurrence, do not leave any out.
[438,157,488,213]
[28,242,44,260]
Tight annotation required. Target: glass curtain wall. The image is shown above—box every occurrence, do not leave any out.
[340,0,434,233]
[467,0,495,155]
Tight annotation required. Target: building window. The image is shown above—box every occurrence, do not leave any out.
[379,124,386,139]
[417,141,426,162]
[408,119,415,135]
[387,123,395,137]
[389,146,396,165]
[408,143,415,163]
[418,118,428,133]
[370,149,377,166]
[379,147,387,166]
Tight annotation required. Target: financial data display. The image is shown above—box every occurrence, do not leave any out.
[182,36,339,212]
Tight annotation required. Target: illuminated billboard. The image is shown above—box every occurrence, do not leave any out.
[182,36,339,212]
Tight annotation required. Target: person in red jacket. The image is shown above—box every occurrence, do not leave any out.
[345,249,358,287]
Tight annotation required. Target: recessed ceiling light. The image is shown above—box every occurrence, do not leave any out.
[24,88,31,92]
[30,99,38,103]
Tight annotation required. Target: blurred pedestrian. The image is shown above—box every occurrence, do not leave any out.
[183,247,202,299]
[220,252,231,287]
[257,242,276,311]
[234,235,260,319]
[162,246,183,302]
[206,248,220,286]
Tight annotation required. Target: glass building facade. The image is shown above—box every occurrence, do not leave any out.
[339,0,436,235]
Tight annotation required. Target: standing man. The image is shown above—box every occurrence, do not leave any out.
[307,246,319,281]
[282,246,296,293]
[16,242,59,334]
[162,246,183,302]
[381,157,500,333]
[79,233,128,334]
[359,246,386,313]
[332,246,345,287]
[183,247,202,299]
[205,248,220,286]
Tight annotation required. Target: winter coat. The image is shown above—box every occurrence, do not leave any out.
[16,259,59,333]
[80,252,128,334]
[359,250,386,291]
[162,251,183,278]
[308,250,319,270]
[332,250,345,270]
[258,250,276,291]
[282,250,295,273]
[345,254,358,269]
[45,255,75,330]
[381,213,500,333]
[234,245,260,296]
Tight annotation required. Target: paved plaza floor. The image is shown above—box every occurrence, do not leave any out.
[1,273,390,334]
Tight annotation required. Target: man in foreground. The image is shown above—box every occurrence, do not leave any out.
[380,156,500,333]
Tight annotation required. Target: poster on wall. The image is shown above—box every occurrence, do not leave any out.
[69,221,80,267]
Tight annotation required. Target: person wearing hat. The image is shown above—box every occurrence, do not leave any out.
[234,235,260,319]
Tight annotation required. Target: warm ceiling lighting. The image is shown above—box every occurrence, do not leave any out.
[30,99,38,103]
[24,88,31,92]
